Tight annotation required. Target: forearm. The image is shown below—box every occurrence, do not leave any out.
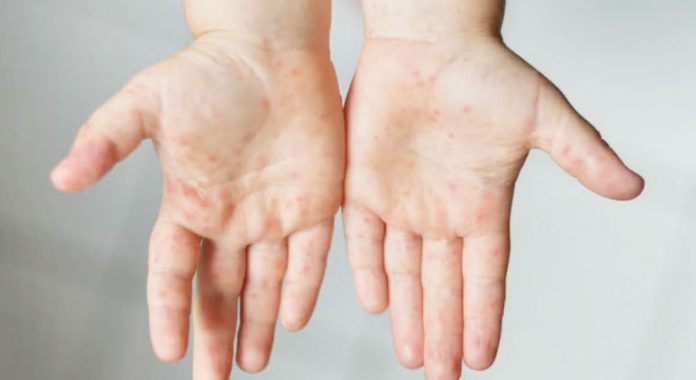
[184,0,332,49]
[362,0,504,40]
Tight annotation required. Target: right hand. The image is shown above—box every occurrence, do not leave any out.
[52,31,345,379]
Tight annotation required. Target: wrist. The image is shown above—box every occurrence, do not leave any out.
[184,0,331,50]
[362,0,504,41]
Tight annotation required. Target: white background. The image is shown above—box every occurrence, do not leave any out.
[0,1,695,379]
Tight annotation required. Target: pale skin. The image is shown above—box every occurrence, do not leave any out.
[51,1,344,379]
[50,1,644,380]
[344,1,644,380]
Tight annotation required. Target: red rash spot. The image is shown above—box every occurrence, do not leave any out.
[473,333,485,349]
[448,133,455,139]
[176,136,189,146]
[539,136,553,149]
[295,196,308,212]
[151,249,163,265]
[129,107,140,122]
[261,39,272,50]
[156,288,169,300]
[259,98,270,109]
[560,144,572,158]
[447,181,458,193]
[462,105,473,114]
[256,154,268,165]
[428,110,441,122]
[524,118,536,133]
[181,186,196,199]
[171,230,188,245]
[489,246,505,259]
[475,209,489,224]
[182,209,196,222]
[573,157,585,170]
[180,184,211,209]
[301,264,311,276]
[266,217,280,229]
[207,154,218,163]
[289,68,301,77]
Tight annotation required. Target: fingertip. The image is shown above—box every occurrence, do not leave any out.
[151,333,188,363]
[364,301,388,315]
[50,140,117,192]
[353,270,389,314]
[632,173,646,197]
[463,319,501,372]
[398,343,424,369]
[237,348,270,374]
[280,312,308,332]
[148,308,191,364]
[50,159,75,192]
[278,287,317,333]
[154,349,186,364]
[590,161,645,201]
[279,295,312,332]
[610,170,645,201]
[464,348,497,372]
[465,357,496,372]
[424,359,462,380]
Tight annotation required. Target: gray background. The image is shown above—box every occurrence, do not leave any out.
[1,0,695,379]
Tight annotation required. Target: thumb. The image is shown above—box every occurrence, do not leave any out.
[531,79,644,200]
[51,76,157,192]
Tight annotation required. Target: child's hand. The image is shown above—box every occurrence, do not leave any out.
[52,31,344,379]
[344,35,643,379]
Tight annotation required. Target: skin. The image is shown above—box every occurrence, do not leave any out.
[51,1,344,379]
[344,1,645,379]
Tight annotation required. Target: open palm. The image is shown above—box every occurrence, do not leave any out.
[344,36,643,380]
[52,32,345,379]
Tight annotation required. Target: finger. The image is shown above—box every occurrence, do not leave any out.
[422,238,463,380]
[147,219,201,362]
[384,226,424,369]
[462,232,509,371]
[193,240,246,380]
[280,219,333,331]
[532,79,644,200]
[51,76,156,192]
[236,240,288,373]
[343,204,388,314]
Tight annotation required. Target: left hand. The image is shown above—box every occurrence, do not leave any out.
[343,34,644,379]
